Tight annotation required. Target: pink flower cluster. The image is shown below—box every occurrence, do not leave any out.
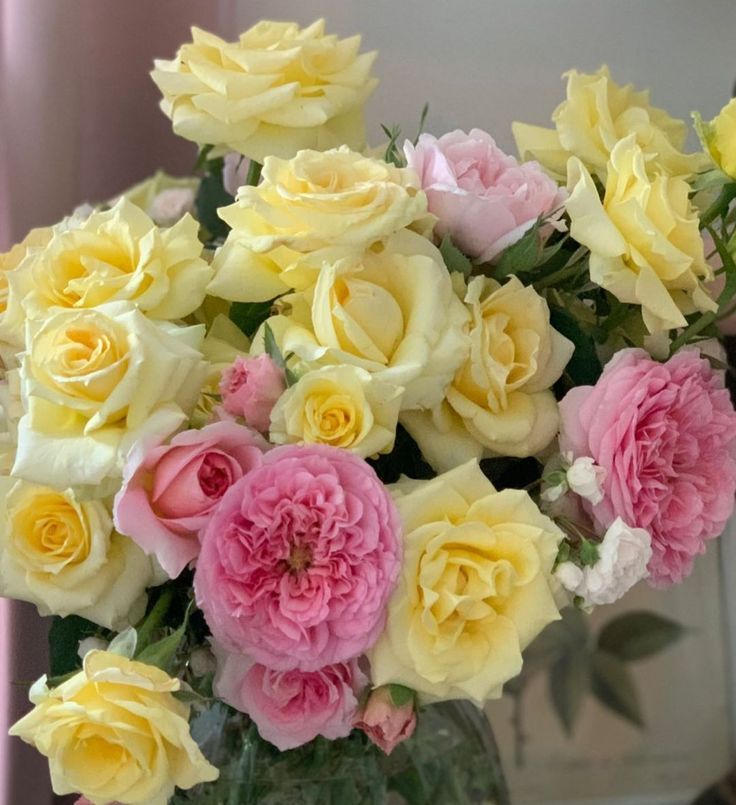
[560,348,736,585]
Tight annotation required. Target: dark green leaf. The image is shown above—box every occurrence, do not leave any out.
[578,537,600,568]
[136,602,192,674]
[439,236,472,278]
[548,651,591,735]
[550,306,602,386]
[381,123,404,167]
[413,103,430,146]
[230,300,275,339]
[591,651,643,727]
[597,611,686,661]
[494,221,542,279]
[48,615,105,677]
[195,163,234,241]
[388,684,415,708]
[244,159,262,187]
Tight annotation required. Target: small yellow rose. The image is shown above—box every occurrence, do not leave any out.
[255,229,469,410]
[208,147,429,303]
[0,478,152,628]
[513,66,703,180]
[403,276,573,470]
[152,20,378,162]
[566,135,716,333]
[695,97,736,179]
[14,301,207,487]
[10,650,219,805]
[369,461,563,703]
[113,170,199,224]
[269,365,402,457]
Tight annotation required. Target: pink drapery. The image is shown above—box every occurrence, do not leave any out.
[0,2,238,802]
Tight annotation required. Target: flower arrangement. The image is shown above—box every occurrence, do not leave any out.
[4,18,736,805]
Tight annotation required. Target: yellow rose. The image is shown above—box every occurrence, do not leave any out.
[256,229,469,410]
[269,365,402,457]
[369,461,562,703]
[113,169,199,224]
[402,276,573,471]
[10,650,219,804]
[695,97,736,179]
[566,135,716,333]
[208,147,429,303]
[3,201,211,348]
[0,478,152,628]
[151,20,377,162]
[513,66,703,180]
[14,301,207,488]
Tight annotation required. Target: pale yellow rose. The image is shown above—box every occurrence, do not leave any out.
[513,66,703,180]
[566,135,716,333]
[152,21,377,163]
[208,147,429,303]
[254,229,469,410]
[0,478,152,628]
[402,276,573,471]
[2,201,211,348]
[13,301,207,488]
[10,650,219,805]
[269,365,402,457]
[369,461,563,703]
[695,97,736,179]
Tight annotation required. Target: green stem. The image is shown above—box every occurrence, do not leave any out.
[136,587,174,652]
[534,260,585,290]
[245,160,262,187]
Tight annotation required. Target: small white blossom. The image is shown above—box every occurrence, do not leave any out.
[77,636,108,661]
[541,482,566,503]
[149,187,196,226]
[566,456,606,504]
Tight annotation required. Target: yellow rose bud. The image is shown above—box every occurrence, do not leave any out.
[513,66,703,180]
[369,461,563,703]
[403,276,573,471]
[269,365,402,457]
[151,20,378,162]
[0,478,152,628]
[695,97,736,179]
[10,651,219,804]
[566,135,716,333]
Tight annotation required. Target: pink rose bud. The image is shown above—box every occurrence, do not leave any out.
[219,354,286,433]
[223,152,251,197]
[149,187,195,226]
[355,686,417,755]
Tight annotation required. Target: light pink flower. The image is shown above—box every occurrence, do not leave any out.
[194,444,401,671]
[354,686,416,755]
[114,421,267,578]
[404,129,565,262]
[560,348,736,586]
[149,187,195,226]
[223,152,251,197]
[219,354,285,433]
[213,645,367,750]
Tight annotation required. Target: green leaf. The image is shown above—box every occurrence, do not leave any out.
[439,236,472,278]
[548,651,591,735]
[107,627,137,659]
[494,221,542,279]
[263,323,298,386]
[244,159,262,187]
[522,607,590,676]
[549,306,602,386]
[388,684,415,708]
[413,103,430,146]
[136,602,192,674]
[591,651,643,727]
[195,162,233,241]
[48,615,105,677]
[230,300,275,339]
[578,537,600,568]
[381,123,404,167]
[597,611,686,661]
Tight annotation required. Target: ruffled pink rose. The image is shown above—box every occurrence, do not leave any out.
[195,444,401,671]
[355,686,417,755]
[213,645,367,750]
[404,129,565,263]
[560,348,736,586]
[219,354,285,433]
[114,421,267,578]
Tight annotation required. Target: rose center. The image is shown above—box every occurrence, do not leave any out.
[198,452,235,499]
[287,543,313,572]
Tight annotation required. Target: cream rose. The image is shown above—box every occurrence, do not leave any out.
[269,366,402,457]
[696,97,736,180]
[13,301,207,487]
[4,200,211,336]
[403,276,573,471]
[513,66,703,180]
[369,460,563,703]
[208,147,429,303]
[0,478,152,629]
[10,651,219,804]
[566,135,716,333]
[256,229,469,410]
[151,20,377,162]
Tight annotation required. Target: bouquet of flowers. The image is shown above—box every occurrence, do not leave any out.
[4,18,736,805]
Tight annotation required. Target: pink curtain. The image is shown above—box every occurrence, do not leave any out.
[0,2,236,802]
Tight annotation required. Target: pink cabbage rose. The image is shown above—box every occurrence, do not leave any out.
[354,686,417,755]
[219,354,285,432]
[194,444,401,670]
[560,348,736,585]
[213,645,367,750]
[114,421,267,578]
[404,129,565,262]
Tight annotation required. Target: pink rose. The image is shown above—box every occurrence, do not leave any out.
[194,444,401,671]
[114,421,267,578]
[354,686,417,755]
[404,129,565,262]
[223,152,251,197]
[560,348,736,585]
[213,645,367,750]
[219,354,285,433]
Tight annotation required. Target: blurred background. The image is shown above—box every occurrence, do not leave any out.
[1,1,735,803]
